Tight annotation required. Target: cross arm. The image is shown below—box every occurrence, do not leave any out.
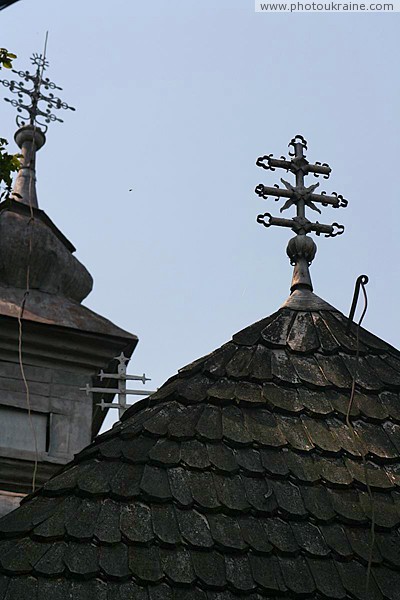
[97,400,126,410]
[37,91,73,110]
[0,79,31,97]
[309,191,347,208]
[255,185,347,208]
[256,155,292,172]
[256,154,331,178]
[11,69,38,85]
[80,384,155,396]
[255,184,291,200]
[256,213,345,237]
[99,370,150,383]
[307,162,331,177]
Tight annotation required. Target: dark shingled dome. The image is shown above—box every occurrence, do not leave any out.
[1,290,400,600]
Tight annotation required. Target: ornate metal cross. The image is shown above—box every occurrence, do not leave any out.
[0,51,75,207]
[255,135,347,291]
[0,52,75,132]
[81,353,156,420]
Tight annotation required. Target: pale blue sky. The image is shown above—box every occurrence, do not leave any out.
[1,1,399,430]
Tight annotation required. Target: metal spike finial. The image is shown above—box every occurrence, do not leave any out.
[0,47,75,207]
[255,135,347,293]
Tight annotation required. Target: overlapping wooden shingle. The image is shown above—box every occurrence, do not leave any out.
[1,292,400,598]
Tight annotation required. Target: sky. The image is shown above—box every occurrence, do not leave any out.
[1,1,399,431]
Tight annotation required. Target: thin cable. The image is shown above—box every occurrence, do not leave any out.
[17,295,38,491]
[345,281,375,592]
[16,31,49,492]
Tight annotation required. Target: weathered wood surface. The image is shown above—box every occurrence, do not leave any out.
[1,298,400,598]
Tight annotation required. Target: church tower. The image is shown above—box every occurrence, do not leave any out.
[0,52,137,515]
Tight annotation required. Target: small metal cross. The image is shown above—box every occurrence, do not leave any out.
[0,52,75,132]
[80,353,156,420]
[255,135,348,291]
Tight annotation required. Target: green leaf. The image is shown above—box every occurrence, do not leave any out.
[0,138,22,190]
[0,47,16,70]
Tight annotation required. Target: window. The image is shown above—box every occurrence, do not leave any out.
[0,406,49,453]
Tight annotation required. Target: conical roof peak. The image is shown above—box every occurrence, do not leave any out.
[280,288,336,311]
[1,295,400,598]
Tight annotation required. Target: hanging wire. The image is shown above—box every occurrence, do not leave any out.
[345,276,375,593]
[16,31,49,492]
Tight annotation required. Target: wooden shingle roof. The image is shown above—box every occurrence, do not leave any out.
[1,290,400,600]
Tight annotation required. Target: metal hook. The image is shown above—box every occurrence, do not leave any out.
[346,275,369,334]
